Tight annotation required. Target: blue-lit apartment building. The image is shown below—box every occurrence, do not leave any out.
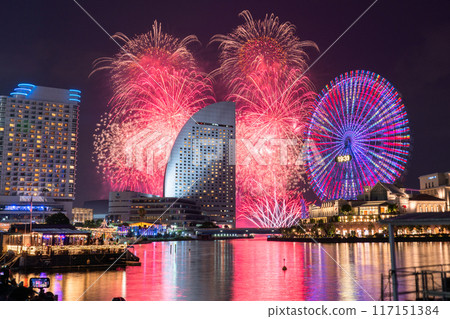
[0,83,80,223]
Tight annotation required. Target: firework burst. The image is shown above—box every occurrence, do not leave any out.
[93,21,214,195]
[213,10,317,227]
[212,10,317,81]
[240,191,309,228]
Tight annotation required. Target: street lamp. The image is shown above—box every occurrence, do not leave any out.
[28,188,50,233]
[41,188,50,223]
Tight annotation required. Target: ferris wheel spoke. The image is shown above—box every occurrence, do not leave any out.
[315,102,345,136]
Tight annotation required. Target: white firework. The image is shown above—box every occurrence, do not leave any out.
[243,193,306,228]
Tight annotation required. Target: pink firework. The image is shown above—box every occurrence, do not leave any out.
[93,21,215,195]
[234,69,315,196]
[212,10,317,82]
[240,191,310,228]
[213,10,317,227]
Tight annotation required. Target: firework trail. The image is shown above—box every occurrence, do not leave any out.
[213,10,317,227]
[93,21,214,195]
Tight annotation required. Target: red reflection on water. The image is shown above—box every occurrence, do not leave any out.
[125,242,170,300]
[230,236,307,300]
[11,240,450,301]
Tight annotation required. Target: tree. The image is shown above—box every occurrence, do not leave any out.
[341,204,352,215]
[368,222,375,234]
[45,212,70,225]
[138,208,146,219]
[198,221,218,228]
[322,223,336,237]
[388,204,399,215]
[83,219,102,228]
[295,225,305,235]
[310,224,319,237]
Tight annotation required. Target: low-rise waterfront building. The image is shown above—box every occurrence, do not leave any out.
[108,191,157,223]
[0,195,72,223]
[130,197,209,228]
[310,181,446,221]
[357,182,406,201]
[2,223,91,254]
[83,199,108,220]
[418,172,450,211]
[107,191,208,228]
[306,180,448,236]
[308,199,348,220]
[72,207,93,224]
[408,193,445,212]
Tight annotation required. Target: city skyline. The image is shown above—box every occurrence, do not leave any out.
[2,1,450,308]
[0,1,449,207]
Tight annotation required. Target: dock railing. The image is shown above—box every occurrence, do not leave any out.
[381,264,450,300]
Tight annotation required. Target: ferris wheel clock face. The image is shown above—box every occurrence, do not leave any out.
[306,70,411,200]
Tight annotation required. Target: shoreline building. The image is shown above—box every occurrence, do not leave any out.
[108,191,157,223]
[107,191,208,228]
[309,181,446,222]
[307,181,447,237]
[419,172,450,211]
[72,207,93,224]
[0,83,80,222]
[83,199,109,220]
[131,196,208,228]
[164,102,236,228]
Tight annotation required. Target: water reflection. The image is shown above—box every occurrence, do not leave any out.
[12,238,450,301]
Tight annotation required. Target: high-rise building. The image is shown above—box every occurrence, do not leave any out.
[164,102,236,228]
[0,83,80,222]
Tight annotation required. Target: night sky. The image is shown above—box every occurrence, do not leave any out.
[1,0,449,206]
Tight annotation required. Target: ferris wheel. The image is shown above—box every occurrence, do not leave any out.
[305,70,411,200]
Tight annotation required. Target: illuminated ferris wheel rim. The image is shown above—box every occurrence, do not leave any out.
[306,70,411,200]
